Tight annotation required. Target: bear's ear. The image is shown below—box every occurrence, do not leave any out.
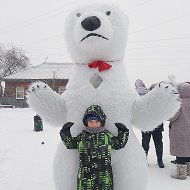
[123,13,130,25]
[112,5,130,26]
[168,75,176,85]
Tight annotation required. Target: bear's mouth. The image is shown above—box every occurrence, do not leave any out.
[81,33,109,42]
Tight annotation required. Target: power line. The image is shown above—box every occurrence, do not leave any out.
[1,0,189,49]
[23,27,190,50]
[125,0,155,11]
[21,13,190,50]
[128,36,190,44]
[127,42,190,51]
[129,12,190,36]
[28,45,67,51]
[126,50,190,56]
[24,34,190,52]
[127,57,189,60]
[2,1,188,64]
[0,11,68,34]
[0,1,82,34]
[22,34,63,47]
[28,41,190,54]
[0,0,156,35]
[28,51,70,58]
[127,61,190,66]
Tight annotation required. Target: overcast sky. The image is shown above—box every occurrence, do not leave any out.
[0,0,190,85]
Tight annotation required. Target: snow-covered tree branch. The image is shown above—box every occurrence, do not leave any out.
[0,45,31,97]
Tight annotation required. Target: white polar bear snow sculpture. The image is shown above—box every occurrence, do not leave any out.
[27,3,181,190]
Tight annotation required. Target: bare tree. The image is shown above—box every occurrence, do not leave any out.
[0,46,30,78]
[0,45,6,77]
[0,45,30,98]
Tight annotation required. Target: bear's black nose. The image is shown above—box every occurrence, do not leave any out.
[81,16,101,31]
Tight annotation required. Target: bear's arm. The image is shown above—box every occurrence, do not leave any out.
[168,108,181,122]
[132,83,181,131]
[27,82,66,127]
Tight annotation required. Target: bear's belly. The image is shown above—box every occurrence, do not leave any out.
[54,79,148,190]
[64,85,134,135]
[65,88,129,110]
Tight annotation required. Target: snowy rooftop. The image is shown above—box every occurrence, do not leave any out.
[4,62,73,80]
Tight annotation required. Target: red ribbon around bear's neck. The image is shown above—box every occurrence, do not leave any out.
[88,60,112,72]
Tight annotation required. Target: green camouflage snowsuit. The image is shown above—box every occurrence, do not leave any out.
[60,105,129,190]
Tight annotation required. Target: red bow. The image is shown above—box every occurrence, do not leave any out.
[88,60,112,72]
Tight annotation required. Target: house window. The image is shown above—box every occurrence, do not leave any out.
[16,87,25,99]
[58,86,65,94]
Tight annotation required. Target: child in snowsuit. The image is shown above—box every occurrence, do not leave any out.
[60,105,129,190]
[135,79,165,168]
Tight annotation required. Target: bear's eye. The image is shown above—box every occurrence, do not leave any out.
[106,11,111,16]
[77,13,81,17]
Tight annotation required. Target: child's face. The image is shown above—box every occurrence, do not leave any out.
[87,120,101,128]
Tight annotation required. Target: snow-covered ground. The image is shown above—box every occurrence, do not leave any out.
[0,108,189,190]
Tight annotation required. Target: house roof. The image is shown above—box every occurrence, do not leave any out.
[4,62,73,80]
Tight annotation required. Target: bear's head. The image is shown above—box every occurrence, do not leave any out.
[64,3,129,63]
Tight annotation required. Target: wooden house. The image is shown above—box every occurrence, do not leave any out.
[2,62,73,108]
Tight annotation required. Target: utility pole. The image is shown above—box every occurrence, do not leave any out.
[52,71,55,91]
[44,57,48,64]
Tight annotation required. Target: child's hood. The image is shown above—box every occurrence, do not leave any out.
[83,105,107,127]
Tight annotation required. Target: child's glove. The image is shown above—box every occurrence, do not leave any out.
[115,123,129,133]
[60,122,74,134]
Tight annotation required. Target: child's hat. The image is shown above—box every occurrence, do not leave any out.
[83,105,107,127]
[85,114,101,123]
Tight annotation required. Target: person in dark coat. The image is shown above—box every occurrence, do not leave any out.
[135,79,165,168]
[60,105,129,190]
[169,82,190,180]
